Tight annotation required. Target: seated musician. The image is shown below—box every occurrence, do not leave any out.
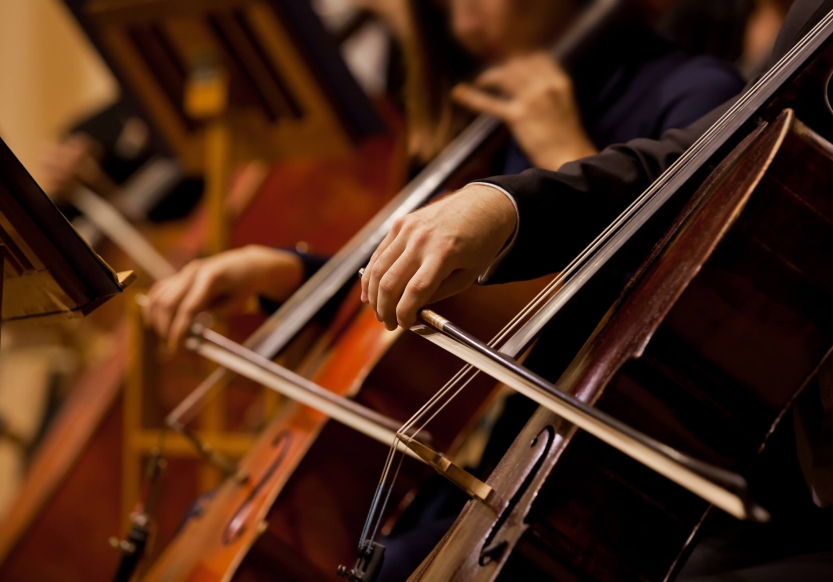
[360,0,833,579]
[143,0,743,350]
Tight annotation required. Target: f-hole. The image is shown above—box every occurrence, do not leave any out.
[478,425,555,567]
[825,68,833,118]
[223,430,292,545]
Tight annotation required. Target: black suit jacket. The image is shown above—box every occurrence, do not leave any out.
[482,0,833,283]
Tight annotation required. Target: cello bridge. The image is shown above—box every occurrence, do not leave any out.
[401,439,494,503]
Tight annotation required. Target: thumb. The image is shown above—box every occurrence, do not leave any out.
[452,83,513,120]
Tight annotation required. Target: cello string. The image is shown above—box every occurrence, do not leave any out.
[367,446,409,546]
[397,366,476,435]
[394,293,540,437]
[360,367,480,543]
[360,14,833,545]
[360,434,404,544]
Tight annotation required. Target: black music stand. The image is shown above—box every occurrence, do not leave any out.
[0,136,133,326]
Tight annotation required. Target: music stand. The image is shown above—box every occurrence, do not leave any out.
[63,0,387,174]
[0,136,133,325]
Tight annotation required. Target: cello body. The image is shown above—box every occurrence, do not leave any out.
[407,39,833,582]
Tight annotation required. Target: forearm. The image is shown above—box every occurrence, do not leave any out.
[258,247,330,313]
[239,246,305,304]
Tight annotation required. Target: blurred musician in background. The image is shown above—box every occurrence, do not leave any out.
[41,103,150,203]
[39,0,409,226]
[742,0,797,75]
[658,0,795,78]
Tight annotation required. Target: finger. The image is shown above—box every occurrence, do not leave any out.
[367,233,408,316]
[472,65,522,94]
[394,258,454,329]
[142,280,167,327]
[147,262,200,338]
[375,249,421,331]
[362,221,401,303]
[151,275,194,340]
[451,84,513,119]
[167,273,220,351]
[400,269,479,329]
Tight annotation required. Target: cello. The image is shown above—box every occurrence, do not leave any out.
[348,6,833,582]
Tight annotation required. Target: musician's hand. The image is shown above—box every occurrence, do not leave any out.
[361,184,516,330]
[452,52,597,171]
[142,245,304,351]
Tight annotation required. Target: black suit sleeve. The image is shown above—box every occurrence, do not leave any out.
[480,107,721,282]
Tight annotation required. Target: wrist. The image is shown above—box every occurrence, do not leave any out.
[246,246,304,303]
[462,183,518,247]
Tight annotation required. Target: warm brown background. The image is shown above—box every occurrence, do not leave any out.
[0,0,118,518]
[0,0,117,187]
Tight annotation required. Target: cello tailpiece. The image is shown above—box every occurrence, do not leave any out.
[337,541,386,582]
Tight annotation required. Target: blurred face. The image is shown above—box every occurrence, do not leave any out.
[448,0,578,61]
